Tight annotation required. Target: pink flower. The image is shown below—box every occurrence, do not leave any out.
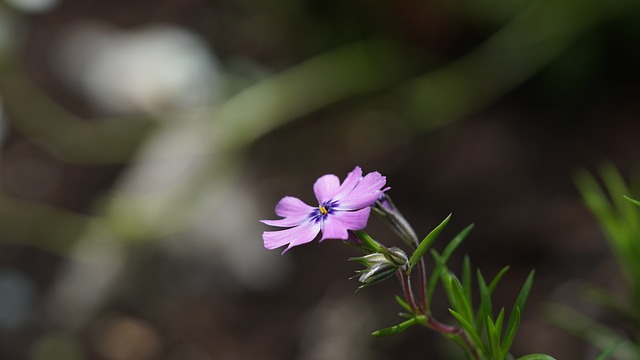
[262,166,387,253]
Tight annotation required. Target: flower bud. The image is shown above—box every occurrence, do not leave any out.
[384,247,409,268]
[373,194,418,247]
[350,250,404,289]
[357,262,397,287]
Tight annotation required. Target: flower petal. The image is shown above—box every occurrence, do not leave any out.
[332,166,363,201]
[263,221,321,253]
[313,174,340,203]
[260,215,307,228]
[275,196,314,217]
[338,172,386,210]
[320,215,349,241]
[332,207,371,230]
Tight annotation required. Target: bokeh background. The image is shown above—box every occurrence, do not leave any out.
[1,0,639,359]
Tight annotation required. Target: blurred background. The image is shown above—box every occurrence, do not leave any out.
[0,0,639,359]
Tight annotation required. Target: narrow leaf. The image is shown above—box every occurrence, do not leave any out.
[486,316,500,359]
[494,308,505,359]
[449,309,487,354]
[372,315,425,337]
[501,306,520,355]
[409,214,451,271]
[502,270,535,350]
[426,223,475,301]
[450,277,474,324]
[495,308,505,335]
[624,195,640,208]
[462,255,473,306]
[488,266,510,295]
[476,270,493,333]
[353,230,384,253]
[516,355,557,360]
[594,340,624,360]
[395,295,413,313]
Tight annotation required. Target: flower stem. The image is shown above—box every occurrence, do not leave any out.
[397,271,418,312]
[374,196,429,312]
[426,316,458,334]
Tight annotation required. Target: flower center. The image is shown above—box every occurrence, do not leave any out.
[308,200,339,223]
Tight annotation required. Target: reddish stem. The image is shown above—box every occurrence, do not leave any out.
[396,271,417,312]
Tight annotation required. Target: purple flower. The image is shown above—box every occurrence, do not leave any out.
[261,166,387,253]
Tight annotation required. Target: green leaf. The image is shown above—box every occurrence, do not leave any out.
[409,214,451,272]
[516,355,557,360]
[594,340,624,360]
[395,295,413,313]
[575,168,640,290]
[502,306,520,355]
[624,195,640,208]
[353,230,384,253]
[462,255,473,306]
[426,223,475,301]
[493,308,505,359]
[476,270,493,333]
[504,270,534,348]
[450,277,475,324]
[371,315,425,337]
[488,266,510,295]
[486,316,501,360]
[449,309,487,354]
[495,308,505,336]
[600,163,635,225]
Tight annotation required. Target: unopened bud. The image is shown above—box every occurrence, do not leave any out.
[357,262,397,287]
[350,250,404,289]
[385,247,409,268]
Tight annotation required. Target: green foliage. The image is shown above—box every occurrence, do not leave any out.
[440,264,535,359]
[516,355,557,360]
[412,219,538,359]
[560,163,640,359]
[372,315,426,337]
[427,224,475,303]
[595,341,625,360]
[408,214,451,272]
[357,204,548,358]
[575,164,640,300]
[624,196,640,208]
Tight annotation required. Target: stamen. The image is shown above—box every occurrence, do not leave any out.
[319,206,328,215]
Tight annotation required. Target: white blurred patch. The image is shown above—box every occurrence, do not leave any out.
[45,109,289,329]
[3,0,61,13]
[53,22,221,115]
[298,290,373,360]
[185,181,292,292]
[0,269,37,330]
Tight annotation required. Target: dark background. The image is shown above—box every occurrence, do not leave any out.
[1,0,639,359]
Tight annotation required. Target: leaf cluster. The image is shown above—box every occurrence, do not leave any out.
[556,163,640,359]
[370,215,549,359]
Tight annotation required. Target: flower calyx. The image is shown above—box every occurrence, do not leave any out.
[350,247,409,289]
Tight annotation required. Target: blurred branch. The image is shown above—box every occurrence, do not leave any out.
[382,0,634,129]
[0,74,156,163]
[0,192,90,255]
